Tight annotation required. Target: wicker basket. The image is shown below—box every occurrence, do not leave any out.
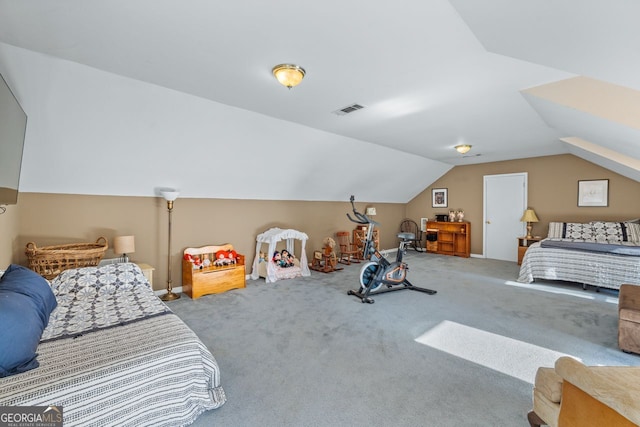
[25,237,109,279]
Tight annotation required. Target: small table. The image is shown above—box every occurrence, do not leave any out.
[517,237,542,265]
[136,263,155,286]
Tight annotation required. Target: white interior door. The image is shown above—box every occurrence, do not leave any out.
[483,173,527,262]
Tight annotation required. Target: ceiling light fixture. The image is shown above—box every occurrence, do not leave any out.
[272,64,306,89]
[455,144,472,154]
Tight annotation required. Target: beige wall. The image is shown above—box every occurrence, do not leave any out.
[10,153,640,286]
[407,154,640,255]
[13,194,405,290]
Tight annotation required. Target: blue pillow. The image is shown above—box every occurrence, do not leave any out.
[0,264,57,377]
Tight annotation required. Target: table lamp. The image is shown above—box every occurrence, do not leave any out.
[520,208,539,239]
[113,235,135,263]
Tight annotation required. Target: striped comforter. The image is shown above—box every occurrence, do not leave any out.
[518,242,640,290]
[0,264,226,426]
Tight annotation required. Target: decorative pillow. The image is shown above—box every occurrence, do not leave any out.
[0,264,57,377]
[625,222,640,243]
[562,223,594,240]
[547,222,564,239]
[591,221,627,243]
[49,263,149,295]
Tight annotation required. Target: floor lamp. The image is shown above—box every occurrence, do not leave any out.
[160,190,180,301]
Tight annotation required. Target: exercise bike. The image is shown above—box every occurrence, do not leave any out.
[346,195,437,303]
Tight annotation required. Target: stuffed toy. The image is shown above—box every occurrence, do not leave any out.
[272,251,282,266]
[193,255,202,269]
[202,254,212,268]
[281,250,294,267]
[214,250,228,267]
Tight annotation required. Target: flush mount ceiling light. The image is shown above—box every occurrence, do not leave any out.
[272,64,306,89]
[455,144,472,154]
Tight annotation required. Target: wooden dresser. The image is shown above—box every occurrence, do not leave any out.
[425,221,470,258]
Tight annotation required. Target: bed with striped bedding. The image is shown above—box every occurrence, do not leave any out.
[517,221,640,290]
[0,263,225,426]
[517,241,640,290]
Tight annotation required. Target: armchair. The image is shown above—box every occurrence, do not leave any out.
[528,357,640,427]
[619,284,640,354]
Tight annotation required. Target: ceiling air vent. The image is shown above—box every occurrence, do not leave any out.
[333,103,365,116]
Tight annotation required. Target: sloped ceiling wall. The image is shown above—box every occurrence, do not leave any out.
[0,42,451,203]
[451,0,640,183]
[2,1,640,204]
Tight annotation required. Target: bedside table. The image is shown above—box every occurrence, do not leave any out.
[517,237,542,265]
[136,263,155,286]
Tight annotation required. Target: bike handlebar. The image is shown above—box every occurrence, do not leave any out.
[346,195,378,226]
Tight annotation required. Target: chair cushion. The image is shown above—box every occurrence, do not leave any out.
[398,232,415,240]
[533,389,560,427]
[555,357,640,425]
[535,367,563,403]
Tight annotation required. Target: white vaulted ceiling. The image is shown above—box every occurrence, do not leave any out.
[0,0,638,202]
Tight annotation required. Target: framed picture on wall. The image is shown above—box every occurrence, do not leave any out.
[432,188,448,208]
[578,179,609,207]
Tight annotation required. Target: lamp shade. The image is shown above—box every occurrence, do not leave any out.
[160,190,180,201]
[113,235,135,254]
[520,209,539,223]
[365,207,377,216]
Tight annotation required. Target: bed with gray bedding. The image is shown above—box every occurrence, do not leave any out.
[517,221,640,290]
[0,263,226,426]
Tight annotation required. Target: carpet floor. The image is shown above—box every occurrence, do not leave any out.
[169,252,640,427]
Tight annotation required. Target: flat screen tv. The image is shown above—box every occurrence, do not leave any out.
[0,72,27,205]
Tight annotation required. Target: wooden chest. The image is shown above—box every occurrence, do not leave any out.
[182,244,246,299]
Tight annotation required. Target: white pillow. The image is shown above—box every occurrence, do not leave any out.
[625,222,640,242]
[547,222,564,239]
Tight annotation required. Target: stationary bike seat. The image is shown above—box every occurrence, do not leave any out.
[397,232,414,240]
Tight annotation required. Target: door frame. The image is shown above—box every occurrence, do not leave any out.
[482,172,528,260]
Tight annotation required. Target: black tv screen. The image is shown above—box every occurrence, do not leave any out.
[0,72,27,205]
